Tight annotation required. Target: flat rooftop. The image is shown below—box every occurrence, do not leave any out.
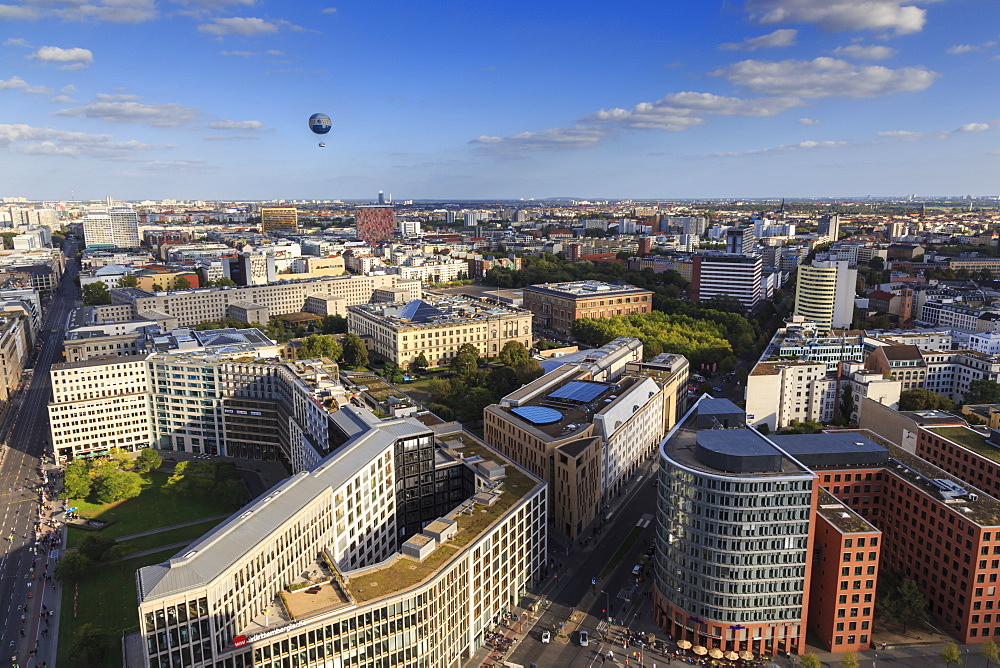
[522,280,651,298]
[348,296,527,328]
[495,373,646,441]
[816,488,880,534]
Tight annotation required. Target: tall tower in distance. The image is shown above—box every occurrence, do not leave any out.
[817,214,840,242]
[377,190,385,205]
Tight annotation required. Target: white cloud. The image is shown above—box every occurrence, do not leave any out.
[197,16,305,36]
[957,123,990,132]
[56,98,202,127]
[0,75,29,90]
[95,92,143,101]
[203,134,259,141]
[742,0,929,35]
[3,37,31,47]
[471,126,611,153]
[0,123,172,159]
[321,7,336,14]
[0,4,38,20]
[220,50,255,56]
[49,94,73,103]
[586,91,804,131]
[711,57,937,98]
[947,41,996,55]
[798,117,820,125]
[265,49,283,55]
[720,28,798,51]
[138,159,207,171]
[31,46,94,69]
[832,44,897,60]
[208,119,264,130]
[708,139,849,157]
[877,129,945,140]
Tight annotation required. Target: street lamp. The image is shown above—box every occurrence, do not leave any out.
[601,591,612,623]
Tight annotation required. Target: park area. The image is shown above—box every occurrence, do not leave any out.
[58,461,245,667]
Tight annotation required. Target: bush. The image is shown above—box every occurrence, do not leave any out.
[55,551,92,582]
[76,534,115,561]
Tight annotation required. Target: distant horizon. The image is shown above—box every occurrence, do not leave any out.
[1,1,999,198]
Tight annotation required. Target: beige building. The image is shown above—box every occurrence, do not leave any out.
[0,312,31,405]
[48,355,153,460]
[745,360,835,430]
[131,414,546,668]
[347,297,532,367]
[260,207,299,235]
[483,345,684,538]
[110,274,420,328]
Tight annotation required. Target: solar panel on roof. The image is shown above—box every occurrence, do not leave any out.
[548,381,606,403]
[511,406,563,424]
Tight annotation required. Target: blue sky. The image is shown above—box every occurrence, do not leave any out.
[0,0,997,201]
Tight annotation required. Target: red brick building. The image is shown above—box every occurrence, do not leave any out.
[355,205,395,246]
[522,280,652,338]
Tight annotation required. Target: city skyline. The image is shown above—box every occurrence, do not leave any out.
[1,0,999,200]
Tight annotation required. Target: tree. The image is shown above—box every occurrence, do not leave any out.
[487,366,521,398]
[340,333,369,367]
[896,578,929,633]
[133,448,162,474]
[92,469,143,503]
[81,281,111,306]
[70,623,107,667]
[61,459,92,499]
[800,653,822,668]
[76,534,115,561]
[212,277,237,287]
[320,314,348,334]
[151,282,164,292]
[382,362,405,385]
[119,275,138,288]
[298,334,343,361]
[498,341,531,367]
[174,276,192,290]
[460,387,496,422]
[512,359,544,386]
[450,350,479,378]
[964,379,1000,405]
[940,642,961,667]
[982,640,1000,668]
[898,389,954,411]
[409,352,429,373]
[55,551,92,582]
[840,385,856,422]
[839,652,859,668]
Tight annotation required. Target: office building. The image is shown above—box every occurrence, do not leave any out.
[82,196,141,248]
[347,296,532,367]
[725,227,755,255]
[355,205,396,246]
[794,260,858,333]
[521,280,653,339]
[654,397,1000,653]
[690,253,762,309]
[260,207,299,235]
[818,214,840,242]
[131,415,546,668]
[108,274,420,328]
[484,345,684,538]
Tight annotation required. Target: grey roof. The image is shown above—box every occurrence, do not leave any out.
[390,299,444,322]
[696,429,776,458]
[698,397,744,415]
[768,432,887,457]
[137,413,432,602]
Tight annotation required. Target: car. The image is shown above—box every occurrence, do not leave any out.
[712,386,723,393]
[578,631,589,647]
[541,630,551,644]
[632,565,642,577]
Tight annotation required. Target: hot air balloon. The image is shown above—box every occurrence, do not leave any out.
[308,113,332,147]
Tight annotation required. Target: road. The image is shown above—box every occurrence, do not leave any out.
[0,239,79,667]
[492,456,663,668]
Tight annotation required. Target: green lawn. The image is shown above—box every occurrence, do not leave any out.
[58,547,179,668]
[66,472,231,547]
[114,517,227,556]
[399,375,441,405]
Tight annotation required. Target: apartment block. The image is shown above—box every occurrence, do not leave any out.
[521,280,652,339]
[355,205,396,246]
[260,207,299,235]
[131,417,546,668]
[690,253,763,309]
[794,260,857,333]
[347,297,532,367]
[109,274,421,328]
